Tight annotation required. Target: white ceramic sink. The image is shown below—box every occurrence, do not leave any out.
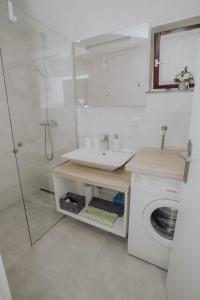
[62,148,134,171]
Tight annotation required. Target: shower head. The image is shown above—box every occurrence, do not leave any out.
[40,32,47,41]
[7,63,47,78]
[26,64,47,78]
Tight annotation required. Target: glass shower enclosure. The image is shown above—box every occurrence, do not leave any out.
[0,0,77,268]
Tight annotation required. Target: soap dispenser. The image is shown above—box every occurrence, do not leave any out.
[114,134,120,151]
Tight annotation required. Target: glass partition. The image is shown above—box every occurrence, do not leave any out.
[0,48,31,269]
[0,0,77,251]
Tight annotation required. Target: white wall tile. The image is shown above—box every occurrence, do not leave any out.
[78,91,193,152]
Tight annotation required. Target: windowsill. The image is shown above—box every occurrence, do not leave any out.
[146,89,194,94]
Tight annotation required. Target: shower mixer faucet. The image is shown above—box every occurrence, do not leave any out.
[39,120,58,127]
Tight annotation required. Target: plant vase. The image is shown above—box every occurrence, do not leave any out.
[178,81,188,91]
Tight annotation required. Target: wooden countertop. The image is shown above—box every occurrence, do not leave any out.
[52,161,131,192]
[125,148,185,180]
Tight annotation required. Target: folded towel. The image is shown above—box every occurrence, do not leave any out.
[113,192,125,205]
[89,197,124,217]
[80,206,118,227]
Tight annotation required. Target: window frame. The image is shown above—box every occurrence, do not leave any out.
[153,23,200,90]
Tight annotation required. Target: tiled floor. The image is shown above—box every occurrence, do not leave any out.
[25,190,62,243]
[0,190,62,269]
[1,210,167,300]
[0,200,30,270]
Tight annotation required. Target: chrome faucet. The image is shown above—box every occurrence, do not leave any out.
[102,134,109,151]
[39,120,58,127]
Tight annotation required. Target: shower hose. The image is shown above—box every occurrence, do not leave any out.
[44,121,54,161]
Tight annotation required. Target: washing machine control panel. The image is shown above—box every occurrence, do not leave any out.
[161,179,182,198]
[134,174,182,199]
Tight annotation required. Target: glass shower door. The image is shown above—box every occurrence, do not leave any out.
[0,1,77,244]
[0,48,31,269]
[0,3,77,243]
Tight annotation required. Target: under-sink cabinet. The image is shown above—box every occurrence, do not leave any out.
[52,162,131,237]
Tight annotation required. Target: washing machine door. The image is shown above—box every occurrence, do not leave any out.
[142,199,178,248]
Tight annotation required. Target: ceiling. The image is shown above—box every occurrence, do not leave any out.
[13,0,200,41]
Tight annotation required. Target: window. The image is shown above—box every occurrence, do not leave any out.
[153,23,200,89]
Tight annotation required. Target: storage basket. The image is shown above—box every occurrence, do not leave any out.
[59,192,85,214]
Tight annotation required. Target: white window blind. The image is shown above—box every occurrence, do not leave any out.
[159,28,200,85]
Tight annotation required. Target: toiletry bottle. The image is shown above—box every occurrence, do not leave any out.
[114,134,120,151]
[85,137,92,149]
[94,137,100,151]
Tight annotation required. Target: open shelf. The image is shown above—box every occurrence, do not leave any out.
[52,162,131,237]
[57,206,125,237]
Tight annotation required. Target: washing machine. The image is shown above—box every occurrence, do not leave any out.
[128,173,182,270]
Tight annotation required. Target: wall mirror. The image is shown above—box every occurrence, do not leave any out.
[74,23,149,107]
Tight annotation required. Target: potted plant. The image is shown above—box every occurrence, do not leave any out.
[174,66,194,90]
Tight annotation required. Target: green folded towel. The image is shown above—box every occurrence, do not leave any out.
[80,206,118,227]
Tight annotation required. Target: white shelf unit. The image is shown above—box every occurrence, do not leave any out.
[52,162,131,237]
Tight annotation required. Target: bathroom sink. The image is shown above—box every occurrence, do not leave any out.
[62,148,134,171]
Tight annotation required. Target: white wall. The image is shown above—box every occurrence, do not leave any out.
[12,0,198,153]
[75,20,194,152]
[14,0,200,41]
[67,4,195,153]
[78,91,193,151]
[2,0,195,173]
